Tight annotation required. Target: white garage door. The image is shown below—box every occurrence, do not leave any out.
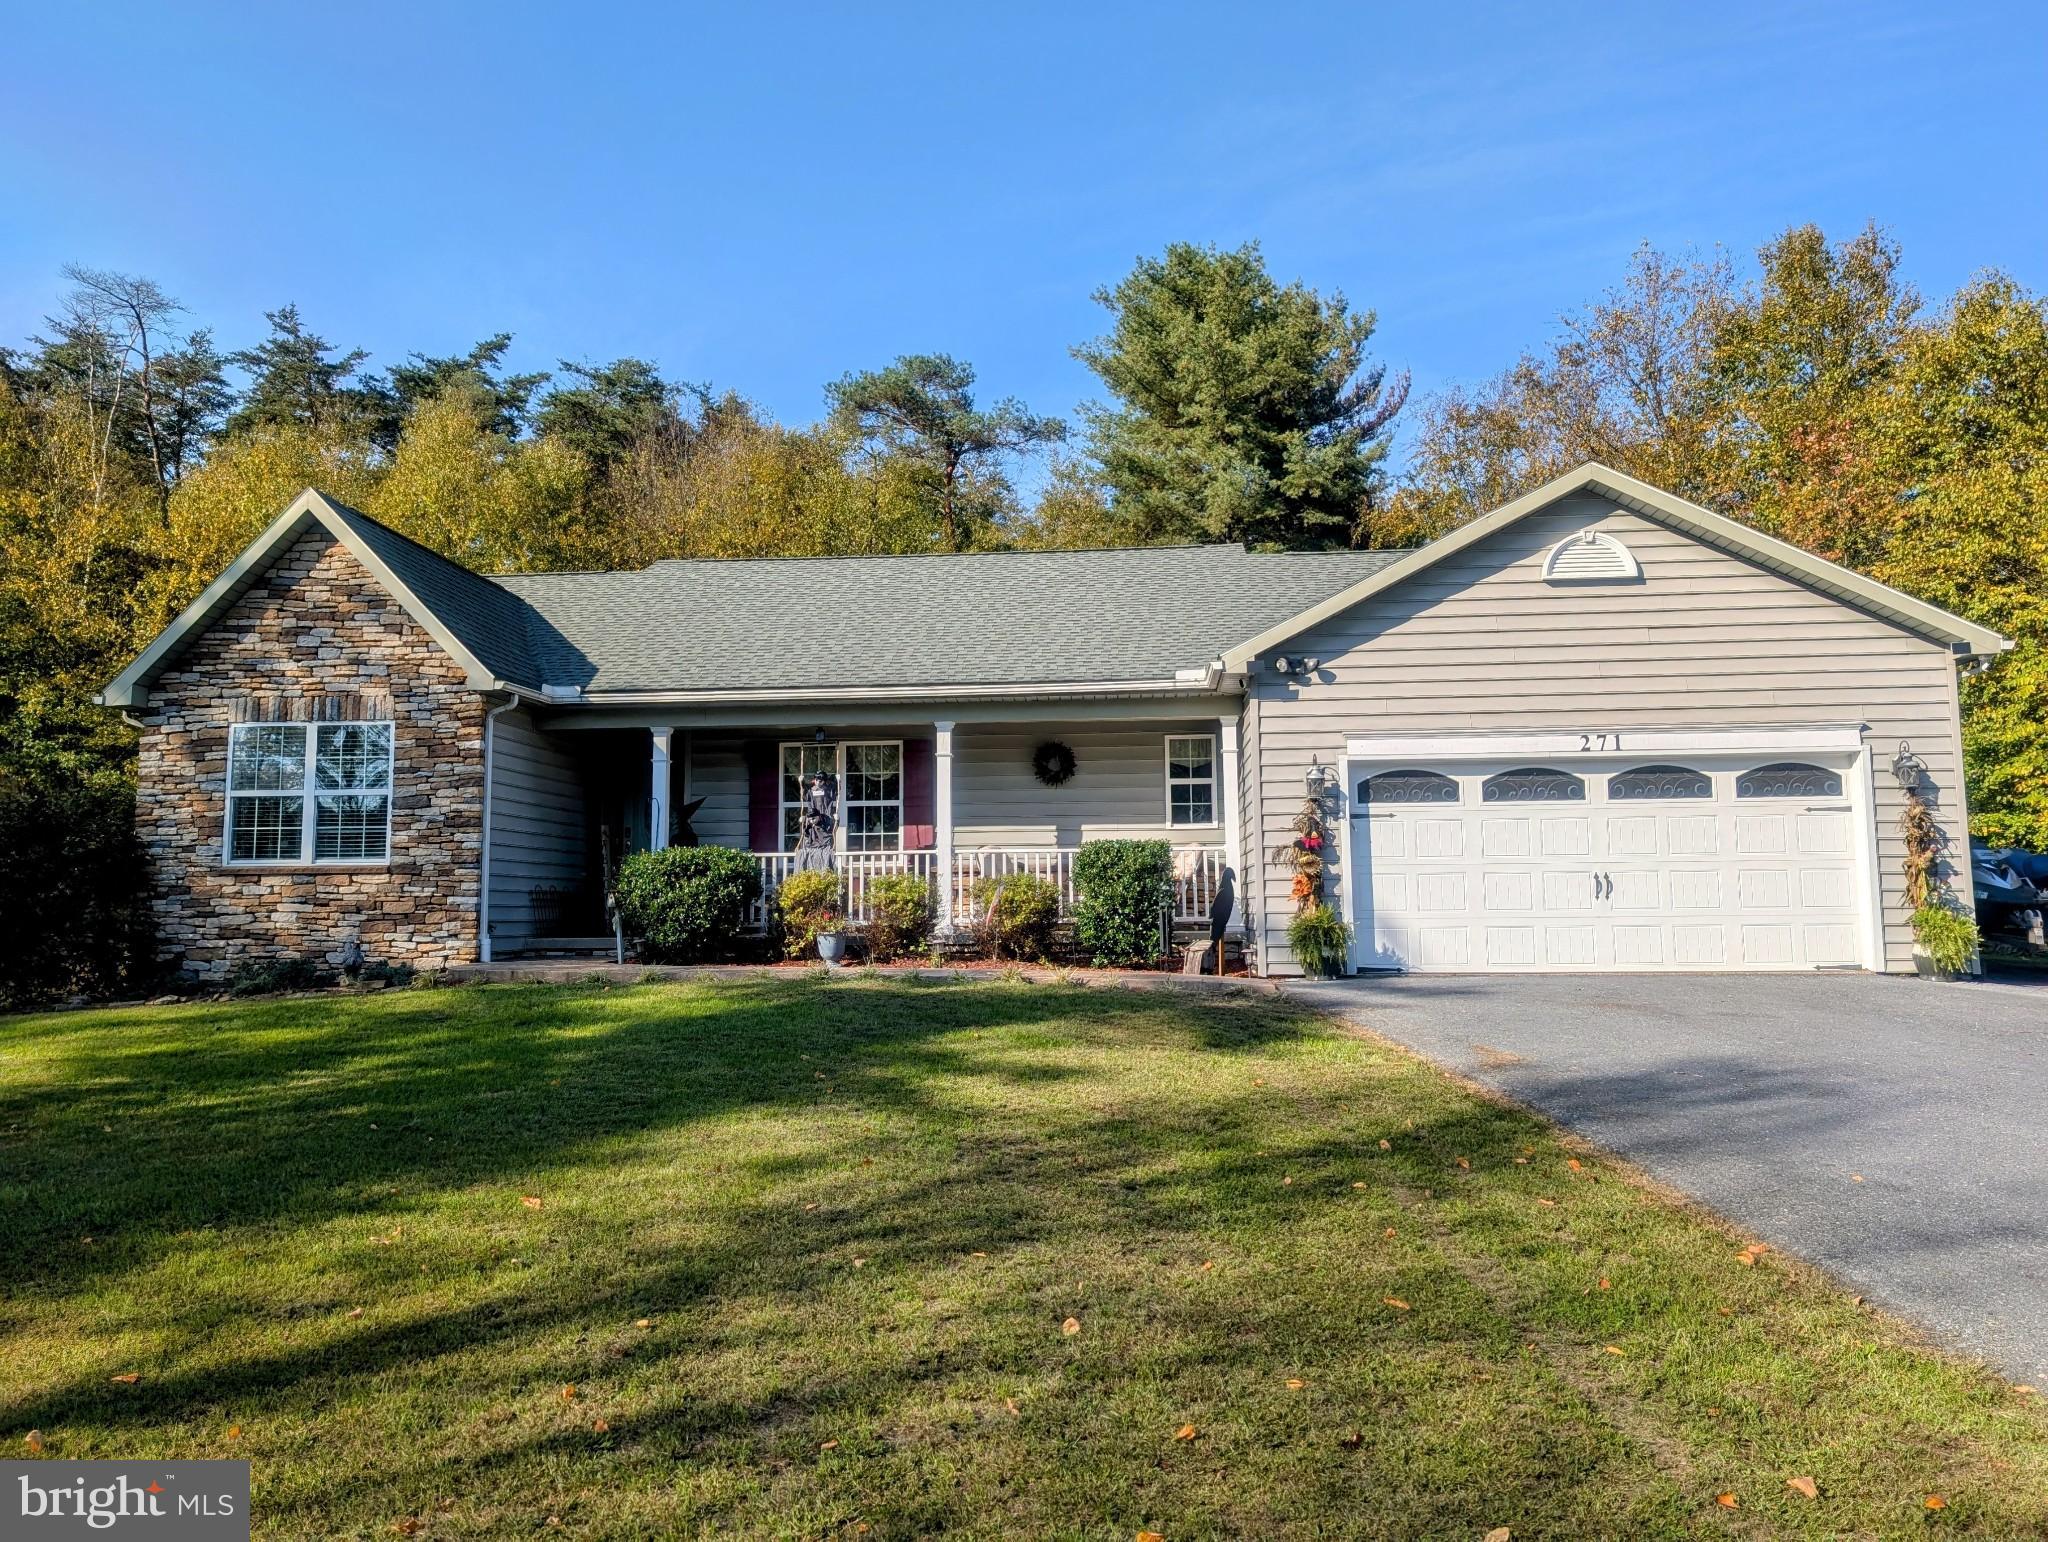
[1346,748,1874,973]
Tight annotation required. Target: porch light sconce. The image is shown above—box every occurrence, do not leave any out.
[1891,740,1928,793]
[1305,760,1337,797]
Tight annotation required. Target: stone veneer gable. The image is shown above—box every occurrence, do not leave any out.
[135,529,487,980]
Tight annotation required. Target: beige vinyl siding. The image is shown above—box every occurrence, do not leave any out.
[953,721,1224,847]
[684,734,750,850]
[1251,493,1969,974]
[679,721,1225,852]
[486,709,589,952]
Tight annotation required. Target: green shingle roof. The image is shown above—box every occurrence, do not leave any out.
[486,544,1407,693]
[321,500,550,687]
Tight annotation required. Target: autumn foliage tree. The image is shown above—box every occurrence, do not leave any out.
[1390,224,2048,846]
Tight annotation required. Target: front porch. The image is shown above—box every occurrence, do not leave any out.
[743,844,1229,931]
[482,708,1247,959]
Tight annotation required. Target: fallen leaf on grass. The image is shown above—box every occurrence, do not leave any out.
[634,1319,652,1329]
[1136,1532,1165,1542]
[110,1373,140,1385]
[970,1250,988,1258]
[1004,1398,1020,1416]
[393,1519,423,1536]
[1537,1198,1558,1208]
[1603,1345,1625,1356]
[1198,1260,1214,1272]
[1455,1157,1471,1171]
[820,1438,840,1451]
[1352,1181,1367,1190]
[1285,1378,1306,1389]
[2016,1385,2039,1396]
[1484,1529,1512,1542]
[1599,1278,1611,1291]
[520,1196,543,1209]
[1716,1492,1738,1509]
[592,1418,609,1433]
[1061,1317,1082,1336]
[1282,1176,1294,1187]
[346,1307,364,1319]
[561,1385,577,1401]
[1566,1158,1583,1172]
[1925,1495,1947,1510]
[1377,1139,1391,1151]
[1786,1475,1818,1500]
[852,1258,867,1269]
[24,1430,42,1453]
[1174,1424,1197,1441]
[1383,1298,1410,1312]
[225,1426,240,1441]
[1383,1227,1397,1239]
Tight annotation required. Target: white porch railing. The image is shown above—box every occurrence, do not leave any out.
[747,846,1225,931]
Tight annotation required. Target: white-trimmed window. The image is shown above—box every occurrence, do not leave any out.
[225,721,394,864]
[1165,734,1217,827]
[779,740,903,853]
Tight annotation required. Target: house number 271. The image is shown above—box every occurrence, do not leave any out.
[1578,733,1622,751]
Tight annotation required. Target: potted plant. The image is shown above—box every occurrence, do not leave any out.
[777,870,849,966]
[1910,900,1978,982]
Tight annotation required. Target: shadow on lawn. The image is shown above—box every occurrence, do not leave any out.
[0,981,1547,1463]
[0,977,1310,1289]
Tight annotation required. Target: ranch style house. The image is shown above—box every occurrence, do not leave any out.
[98,463,2010,980]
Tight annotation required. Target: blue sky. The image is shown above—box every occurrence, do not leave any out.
[4,2,2040,478]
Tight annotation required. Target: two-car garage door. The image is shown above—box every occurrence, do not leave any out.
[1344,736,1876,973]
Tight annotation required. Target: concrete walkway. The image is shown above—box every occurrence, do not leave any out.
[1290,971,2048,1385]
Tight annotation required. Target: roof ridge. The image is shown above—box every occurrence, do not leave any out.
[642,541,1250,568]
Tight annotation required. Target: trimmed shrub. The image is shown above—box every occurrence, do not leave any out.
[970,872,1061,961]
[1911,900,1979,975]
[1072,839,1173,967]
[0,763,155,1008]
[613,845,761,964]
[776,868,845,960]
[865,872,934,962]
[1287,903,1352,978]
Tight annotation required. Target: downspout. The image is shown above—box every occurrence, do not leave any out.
[478,688,527,964]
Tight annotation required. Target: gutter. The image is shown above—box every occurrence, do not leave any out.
[555,673,1236,708]
[477,685,527,964]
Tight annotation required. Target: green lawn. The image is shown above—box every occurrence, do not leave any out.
[2,977,2042,1539]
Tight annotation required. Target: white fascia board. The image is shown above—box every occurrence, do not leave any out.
[99,488,537,707]
[1344,724,1872,763]
[100,496,321,708]
[572,676,1228,706]
[1220,463,2012,669]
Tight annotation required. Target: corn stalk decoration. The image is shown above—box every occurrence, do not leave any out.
[1275,781,1338,912]
[1899,786,1947,909]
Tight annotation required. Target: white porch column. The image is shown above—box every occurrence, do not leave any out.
[1218,714,1243,929]
[649,728,672,851]
[933,720,956,932]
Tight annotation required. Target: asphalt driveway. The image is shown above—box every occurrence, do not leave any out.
[1290,971,2048,1385]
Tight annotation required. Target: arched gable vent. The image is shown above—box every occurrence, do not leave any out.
[1542,530,1641,583]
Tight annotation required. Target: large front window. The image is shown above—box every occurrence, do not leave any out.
[780,740,902,853]
[226,721,393,864]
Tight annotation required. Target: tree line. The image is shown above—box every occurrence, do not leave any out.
[2,227,2043,849]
